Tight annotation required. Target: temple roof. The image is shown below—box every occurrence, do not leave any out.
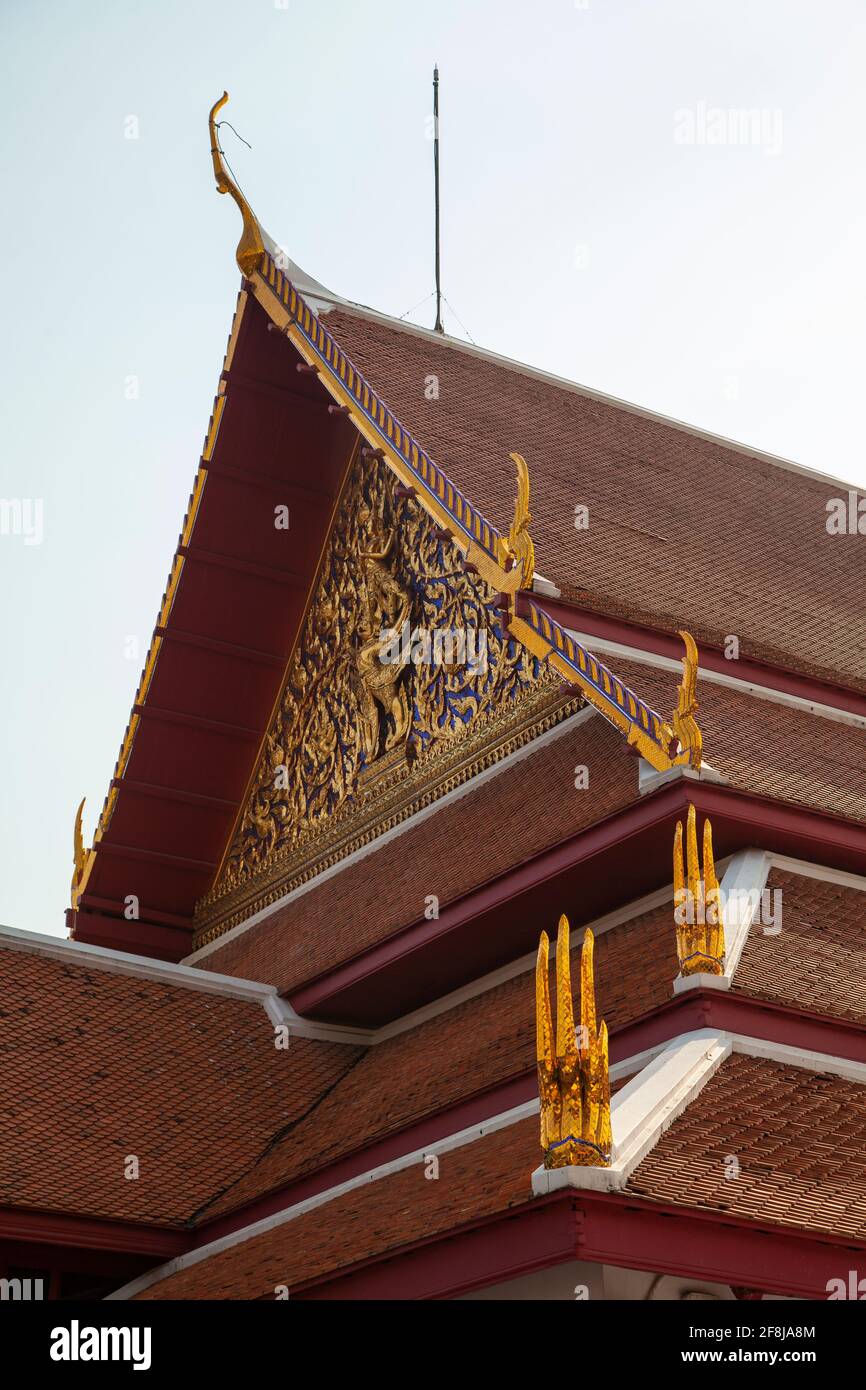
[67,96,866,961]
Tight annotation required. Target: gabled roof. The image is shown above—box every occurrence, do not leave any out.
[70,92,863,964]
[70,289,358,957]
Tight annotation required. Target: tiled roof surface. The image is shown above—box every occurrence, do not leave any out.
[0,946,361,1226]
[198,661,866,995]
[627,1052,866,1239]
[135,1115,541,1299]
[196,900,676,1221]
[734,868,866,1023]
[196,709,639,991]
[617,660,866,824]
[137,1053,866,1298]
[324,307,866,694]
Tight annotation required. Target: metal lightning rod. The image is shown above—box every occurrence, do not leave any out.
[433,65,444,333]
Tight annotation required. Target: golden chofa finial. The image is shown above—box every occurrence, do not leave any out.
[669,629,703,769]
[535,915,611,1169]
[505,452,535,590]
[71,797,87,905]
[209,93,265,278]
[673,804,725,975]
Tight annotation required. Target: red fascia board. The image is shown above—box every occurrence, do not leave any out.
[526,594,866,717]
[296,1189,865,1301]
[289,783,866,1025]
[0,1205,188,1259]
[67,908,191,961]
[297,1198,578,1302]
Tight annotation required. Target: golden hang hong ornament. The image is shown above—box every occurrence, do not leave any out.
[71,797,87,906]
[535,915,612,1169]
[673,803,726,975]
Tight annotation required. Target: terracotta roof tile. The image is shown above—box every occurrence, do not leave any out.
[733,868,866,1023]
[0,947,361,1225]
[138,1053,866,1297]
[135,1115,540,1299]
[627,1053,866,1240]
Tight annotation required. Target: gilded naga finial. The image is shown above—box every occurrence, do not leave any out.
[209,93,265,278]
[673,803,725,975]
[505,452,535,589]
[669,629,703,769]
[71,797,87,905]
[535,915,611,1168]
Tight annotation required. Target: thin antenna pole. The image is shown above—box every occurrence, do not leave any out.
[433,65,443,333]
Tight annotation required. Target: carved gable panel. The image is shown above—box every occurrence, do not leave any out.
[196,451,568,941]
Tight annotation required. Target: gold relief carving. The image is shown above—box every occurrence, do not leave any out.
[356,515,412,759]
[201,452,558,926]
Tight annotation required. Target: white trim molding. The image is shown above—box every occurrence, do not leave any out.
[0,922,370,1047]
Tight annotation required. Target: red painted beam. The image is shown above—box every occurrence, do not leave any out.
[0,1205,187,1258]
[201,458,335,507]
[131,704,261,743]
[68,909,191,961]
[110,778,237,815]
[77,894,192,931]
[177,544,307,590]
[154,626,284,669]
[297,1189,866,1301]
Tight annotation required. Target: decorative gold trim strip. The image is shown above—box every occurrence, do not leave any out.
[192,684,578,948]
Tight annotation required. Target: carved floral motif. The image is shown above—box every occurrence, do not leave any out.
[216,453,551,894]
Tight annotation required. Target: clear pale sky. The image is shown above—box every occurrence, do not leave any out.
[2,0,864,938]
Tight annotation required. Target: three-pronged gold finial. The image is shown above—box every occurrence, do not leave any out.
[674,803,725,975]
[535,915,611,1168]
[209,93,265,278]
